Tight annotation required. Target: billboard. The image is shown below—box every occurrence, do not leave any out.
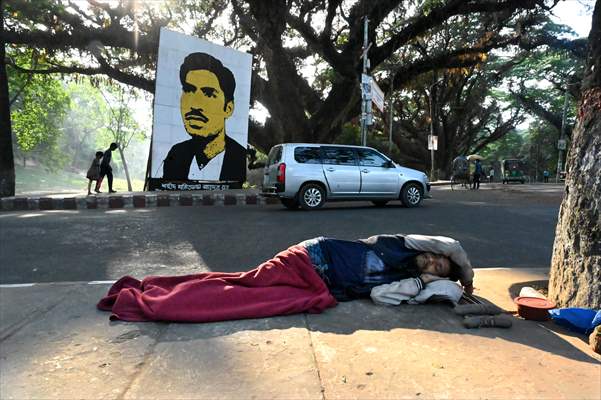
[148,28,252,190]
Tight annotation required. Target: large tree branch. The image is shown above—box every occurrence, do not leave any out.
[8,60,154,93]
[471,116,520,153]
[4,27,158,56]
[285,13,348,73]
[513,91,564,132]
[371,0,544,66]
[392,36,520,88]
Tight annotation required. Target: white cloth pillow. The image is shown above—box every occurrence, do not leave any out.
[408,279,464,305]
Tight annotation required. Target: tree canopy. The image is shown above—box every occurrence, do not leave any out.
[1,0,591,190]
[5,1,574,149]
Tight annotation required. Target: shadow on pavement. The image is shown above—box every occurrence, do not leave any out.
[100,297,599,366]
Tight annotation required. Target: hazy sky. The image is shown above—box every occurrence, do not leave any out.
[551,0,594,37]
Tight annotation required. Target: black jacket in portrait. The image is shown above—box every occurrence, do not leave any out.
[162,135,246,182]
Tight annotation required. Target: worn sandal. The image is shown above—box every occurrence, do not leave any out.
[463,315,513,329]
[454,303,504,316]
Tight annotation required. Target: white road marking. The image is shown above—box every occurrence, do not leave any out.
[0,283,36,288]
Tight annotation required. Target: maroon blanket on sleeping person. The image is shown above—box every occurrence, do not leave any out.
[97,245,337,322]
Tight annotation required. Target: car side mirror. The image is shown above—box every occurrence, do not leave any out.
[384,160,394,168]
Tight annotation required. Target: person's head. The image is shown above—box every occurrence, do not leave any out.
[95,151,104,159]
[179,52,236,138]
[109,142,118,151]
[415,252,453,277]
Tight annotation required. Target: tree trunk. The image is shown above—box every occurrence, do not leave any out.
[548,1,601,309]
[0,11,16,198]
[118,146,132,192]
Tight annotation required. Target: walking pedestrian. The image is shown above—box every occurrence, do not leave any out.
[543,170,549,183]
[86,151,103,195]
[95,143,118,193]
[472,159,483,189]
[489,168,495,183]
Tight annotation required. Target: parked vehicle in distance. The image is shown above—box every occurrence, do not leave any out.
[261,143,431,210]
[501,159,526,184]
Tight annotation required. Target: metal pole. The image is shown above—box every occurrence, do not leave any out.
[556,88,569,183]
[360,17,369,146]
[388,71,395,155]
[428,86,435,181]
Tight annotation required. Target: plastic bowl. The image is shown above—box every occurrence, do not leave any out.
[514,296,556,321]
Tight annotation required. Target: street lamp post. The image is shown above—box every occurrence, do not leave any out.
[388,69,398,155]
[428,79,443,181]
[360,17,370,146]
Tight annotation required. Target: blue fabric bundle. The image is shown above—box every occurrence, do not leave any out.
[548,308,601,335]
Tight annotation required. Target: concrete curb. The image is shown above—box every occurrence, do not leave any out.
[0,182,453,212]
[0,193,283,212]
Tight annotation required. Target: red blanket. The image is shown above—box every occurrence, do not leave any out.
[97,245,337,322]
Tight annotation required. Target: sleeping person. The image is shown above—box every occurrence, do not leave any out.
[98,234,474,323]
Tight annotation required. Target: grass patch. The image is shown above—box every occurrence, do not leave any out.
[15,165,145,194]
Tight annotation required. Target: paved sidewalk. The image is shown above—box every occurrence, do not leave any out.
[1,268,598,399]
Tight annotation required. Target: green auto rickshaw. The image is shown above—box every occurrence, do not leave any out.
[501,159,526,184]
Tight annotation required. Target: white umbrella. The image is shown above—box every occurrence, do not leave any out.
[467,154,484,161]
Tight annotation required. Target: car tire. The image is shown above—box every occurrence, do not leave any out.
[372,200,388,207]
[280,198,299,210]
[400,182,423,207]
[299,183,325,210]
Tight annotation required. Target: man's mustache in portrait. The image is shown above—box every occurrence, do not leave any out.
[185,108,209,123]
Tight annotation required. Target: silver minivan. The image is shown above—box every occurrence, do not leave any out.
[262,143,431,210]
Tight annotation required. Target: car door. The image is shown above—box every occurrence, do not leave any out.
[320,146,360,195]
[356,148,399,196]
[262,145,283,190]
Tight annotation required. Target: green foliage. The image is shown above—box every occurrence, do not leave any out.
[60,82,111,170]
[523,122,561,180]
[479,131,526,161]
[15,164,145,194]
[8,50,71,170]
[334,123,361,146]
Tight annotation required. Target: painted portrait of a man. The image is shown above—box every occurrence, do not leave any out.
[162,52,246,182]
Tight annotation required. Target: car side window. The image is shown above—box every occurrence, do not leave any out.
[357,149,389,167]
[321,147,357,166]
[294,147,321,164]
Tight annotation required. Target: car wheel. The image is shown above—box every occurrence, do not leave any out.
[400,183,423,207]
[299,183,326,210]
[280,198,299,210]
[372,200,388,207]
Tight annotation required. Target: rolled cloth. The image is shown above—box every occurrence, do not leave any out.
[97,245,337,323]
[403,234,474,286]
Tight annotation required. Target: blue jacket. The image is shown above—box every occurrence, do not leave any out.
[314,235,421,301]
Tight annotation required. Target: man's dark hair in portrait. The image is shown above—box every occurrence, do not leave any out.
[162,52,246,183]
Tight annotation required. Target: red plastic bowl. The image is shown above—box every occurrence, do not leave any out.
[514,296,556,321]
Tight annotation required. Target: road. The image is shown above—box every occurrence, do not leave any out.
[0,184,564,284]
